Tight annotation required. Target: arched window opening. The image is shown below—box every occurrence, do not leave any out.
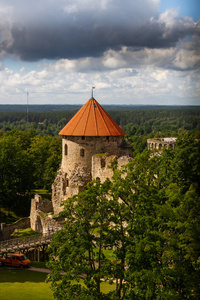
[80,149,85,157]
[101,158,106,168]
[106,136,109,141]
[65,144,68,156]
[159,144,162,149]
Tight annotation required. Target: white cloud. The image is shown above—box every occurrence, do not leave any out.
[0,0,199,105]
[0,59,199,105]
[173,48,200,69]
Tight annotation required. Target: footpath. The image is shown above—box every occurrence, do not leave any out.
[28,266,66,275]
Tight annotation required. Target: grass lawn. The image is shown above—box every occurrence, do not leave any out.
[30,261,48,269]
[0,268,54,300]
[0,267,115,299]
[11,228,40,238]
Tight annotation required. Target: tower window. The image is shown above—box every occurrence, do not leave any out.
[65,144,68,155]
[101,158,106,168]
[82,136,85,140]
[106,136,109,141]
[80,149,85,157]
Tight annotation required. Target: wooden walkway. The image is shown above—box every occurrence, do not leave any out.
[0,233,52,255]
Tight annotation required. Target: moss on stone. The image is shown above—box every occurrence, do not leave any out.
[93,152,109,157]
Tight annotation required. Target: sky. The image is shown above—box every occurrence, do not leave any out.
[0,0,199,106]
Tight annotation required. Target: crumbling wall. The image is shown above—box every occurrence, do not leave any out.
[0,217,30,241]
[39,215,64,235]
[52,168,86,214]
[51,168,66,215]
[92,154,132,183]
[30,194,53,231]
[52,151,133,215]
[147,138,176,150]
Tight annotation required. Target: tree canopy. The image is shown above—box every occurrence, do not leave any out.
[47,132,200,299]
[0,130,61,216]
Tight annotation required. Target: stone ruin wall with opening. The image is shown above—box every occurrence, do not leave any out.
[147,138,177,150]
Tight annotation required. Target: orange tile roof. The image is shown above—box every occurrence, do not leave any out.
[59,98,125,136]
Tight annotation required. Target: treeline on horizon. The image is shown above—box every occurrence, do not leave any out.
[0,107,200,138]
[0,104,199,112]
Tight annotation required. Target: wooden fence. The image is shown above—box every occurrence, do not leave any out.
[0,233,53,259]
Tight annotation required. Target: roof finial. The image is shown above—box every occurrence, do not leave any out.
[91,86,95,99]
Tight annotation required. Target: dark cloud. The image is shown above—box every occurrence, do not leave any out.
[0,0,197,61]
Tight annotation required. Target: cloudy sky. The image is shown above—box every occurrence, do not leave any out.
[0,0,199,105]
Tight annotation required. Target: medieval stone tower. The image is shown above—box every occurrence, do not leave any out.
[52,97,132,214]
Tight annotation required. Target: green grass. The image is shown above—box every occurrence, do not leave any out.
[33,189,51,201]
[11,228,40,238]
[0,268,115,299]
[93,152,109,157]
[0,268,54,300]
[30,261,48,269]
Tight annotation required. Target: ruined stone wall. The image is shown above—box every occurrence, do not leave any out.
[52,135,132,214]
[30,194,53,231]
[33,212,64,235]
[147,138,176,150]
[92,154,132,183]
[0,217,30,241]
[52,172,85,214]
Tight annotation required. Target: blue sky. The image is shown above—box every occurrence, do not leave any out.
[0,0,199,105]
[159,0,200,21]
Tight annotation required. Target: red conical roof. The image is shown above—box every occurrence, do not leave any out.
[59,98,125,136]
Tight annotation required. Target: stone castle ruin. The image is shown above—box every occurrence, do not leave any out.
[0,98,178,240]
[29,98,177,235]
[147,138,177,150]
[30,97,132,234]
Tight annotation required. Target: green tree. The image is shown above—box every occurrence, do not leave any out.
[43,137,62,190]
[0,131,35,215]
[47,133,200,299]
[29,135,61,190]
[47,179,113,299]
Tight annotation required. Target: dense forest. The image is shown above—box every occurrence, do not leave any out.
[0,130,61,216]
[0,107,200,138]
[0,104,198,112]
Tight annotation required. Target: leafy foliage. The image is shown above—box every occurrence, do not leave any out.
[0,130,61,216]
[47,133,200,299]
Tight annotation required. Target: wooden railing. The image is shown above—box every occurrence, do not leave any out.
[0,232,53,254]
